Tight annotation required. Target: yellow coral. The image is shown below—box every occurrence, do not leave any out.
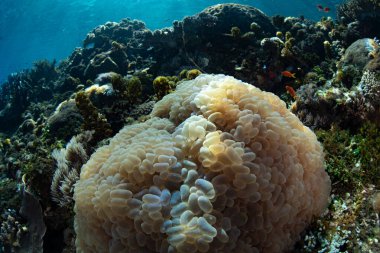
[4,138,11,145]
[153,76,172,100]
[85,84,111,95]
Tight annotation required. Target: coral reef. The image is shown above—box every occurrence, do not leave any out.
[51,3,338,96]
[74,74,330,253]
[293,40,380,129]
[63,4,282,90]
[67,19,148,82]
[339,38,379,73]
[88,72,153,132]
[294,123,380,253]
[0,60,59,133]
[316,123,380,191]
[1,2,380,252]
[337,0,380,38]
[296,187,380,253]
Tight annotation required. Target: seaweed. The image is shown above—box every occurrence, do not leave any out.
[153,75,178,100]
[316,122,380,192]
[75,91,112,143]
[186,69,202,80]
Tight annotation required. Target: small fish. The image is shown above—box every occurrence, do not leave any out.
[282,71,296,78]
[317,4,331,12]
[285,85,297,99]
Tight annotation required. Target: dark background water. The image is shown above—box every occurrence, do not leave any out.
[0,0,343,83]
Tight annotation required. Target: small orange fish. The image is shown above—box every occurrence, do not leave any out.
[316,4,330,12]
[282,71,296,78]
[285,85,297,99]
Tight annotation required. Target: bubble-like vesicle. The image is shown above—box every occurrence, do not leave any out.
[74,74,330,253]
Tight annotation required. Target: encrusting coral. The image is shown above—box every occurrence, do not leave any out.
[73,74,331,253]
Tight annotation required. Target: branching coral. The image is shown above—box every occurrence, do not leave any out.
[74,74,331,253]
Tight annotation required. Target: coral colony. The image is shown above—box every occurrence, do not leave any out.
[74,75,330,252]
[0,1,380,252]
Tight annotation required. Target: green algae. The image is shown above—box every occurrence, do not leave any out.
[75,91,113,143]
[316,123,380,191]
[153,75,178,100]
[186,69,202,80]
[0,178,20,210]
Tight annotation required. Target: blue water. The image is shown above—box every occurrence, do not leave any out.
[0,0,342,83]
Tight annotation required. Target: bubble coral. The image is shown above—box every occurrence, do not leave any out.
[74,74,331,253]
